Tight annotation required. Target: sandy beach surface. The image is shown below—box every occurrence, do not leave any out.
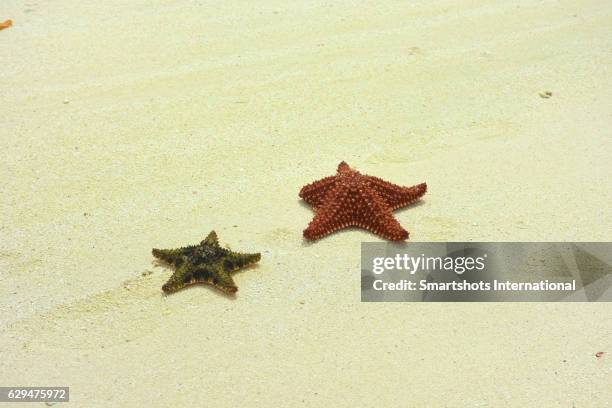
[1,0,611,406]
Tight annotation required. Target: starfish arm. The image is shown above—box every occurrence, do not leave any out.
[207,265,239,294]
[364,176,427,210]
[152,247,189,266]
[161,263,191,293]
[298,175,338,208]
[225,251,261,271]
[201,230,220,247]
[337,161,351,173]
[302,185,348,240]
[357,189,410,240]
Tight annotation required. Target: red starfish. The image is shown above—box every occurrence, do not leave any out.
[299,161,427,241]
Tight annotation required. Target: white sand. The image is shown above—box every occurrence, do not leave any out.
[1,0,611,406]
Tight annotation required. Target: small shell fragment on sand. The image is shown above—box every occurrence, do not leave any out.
[0,19,13,30]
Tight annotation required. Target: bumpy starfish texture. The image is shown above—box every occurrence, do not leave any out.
[299,161,426,241]
[152,231,260,294]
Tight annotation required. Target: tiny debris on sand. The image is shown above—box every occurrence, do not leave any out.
[0,19,12,30]
[595,351,604,358]
[539,91,553,98]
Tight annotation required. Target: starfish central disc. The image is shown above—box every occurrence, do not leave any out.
[299,162,426,241]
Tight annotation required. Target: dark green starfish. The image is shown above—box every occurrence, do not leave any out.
[152,231,261,295]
